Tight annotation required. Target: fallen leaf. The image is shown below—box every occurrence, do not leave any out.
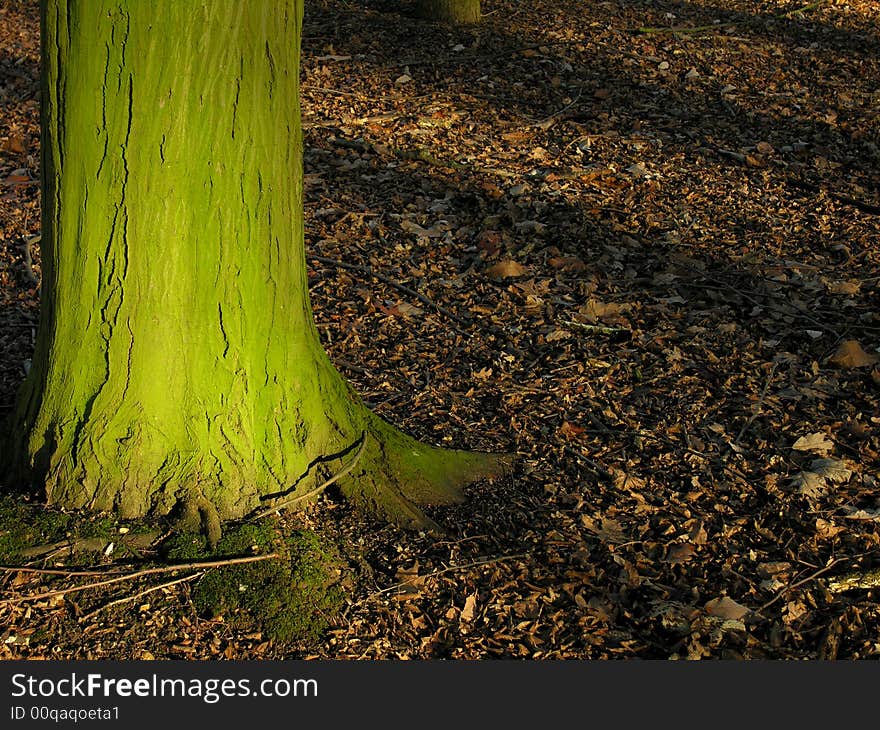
[815,518,844,538]
[664,542,696,564]
[792,432,833,454]
[704,596,750,620]
[578,298,629,326]
[828,339,878,369]
[790,470,827,499]
[559,421,585,439]
[823,279,861,295]
[548,256,586,272]
[581,515,627,544]
[400,219,446,238]
[461,593,477,622]
[485,260,529,280]
[1,134,25,155]
[611,468,646,490]
[391,302,424,318]
[810,458,852,484]
[627,162,648,178]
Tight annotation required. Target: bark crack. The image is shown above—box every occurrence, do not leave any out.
[231,59,242,140]
[217,303,230,358]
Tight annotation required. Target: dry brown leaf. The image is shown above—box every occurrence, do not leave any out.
[828,339,879,369]
[391,302,424,318]
[790,470,827,499]
[461,593,477,622]
[559,421,585,439]
[485,260,529,280]
[823,279,861,295]
[1,134,25,155]
[704,596,750,620]
[815,518,844,538]
[810,458,852,484]
[611,468,646,490]
[581,515,627,544]
[578,298,629,326]
[548,256,587,272]
[792,432,833,454]
[663,542,696,564]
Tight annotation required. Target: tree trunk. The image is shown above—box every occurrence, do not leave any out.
[416,0,481,24]
[3,0,506,531]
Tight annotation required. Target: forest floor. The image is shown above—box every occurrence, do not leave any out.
[1,0,879,659]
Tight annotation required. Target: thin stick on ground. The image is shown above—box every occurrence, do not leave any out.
[0,554,280,608]
[1,565,129,577]
[780,0,824,17]
[354,553,530,607]
[79,571,205,622]
[735,360,779,445]
[758,557,845,612]
[635,23,736,34]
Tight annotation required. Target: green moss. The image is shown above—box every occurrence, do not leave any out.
[161,520,344,645]
[0,494,159,563]
[0,494,72,562]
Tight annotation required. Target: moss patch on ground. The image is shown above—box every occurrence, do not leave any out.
[0,494,71,561]
[0,494,148,564]
[160,520,345,645]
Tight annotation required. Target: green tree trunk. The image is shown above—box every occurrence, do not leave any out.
[416,0,481,24]
[3,0,505,531]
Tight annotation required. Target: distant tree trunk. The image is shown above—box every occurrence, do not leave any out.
[2,0,507,532]
[416,0,481,24]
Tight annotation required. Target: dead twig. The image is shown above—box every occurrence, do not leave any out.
[634,23,735,35]
[354,553,530,607]
[779,0,825,17]
[79,571,205,622]
[758,557,845,612]
[0,554,280,608]
[734,361,779,445]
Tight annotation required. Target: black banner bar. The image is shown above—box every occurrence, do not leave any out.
[0,660,872,728]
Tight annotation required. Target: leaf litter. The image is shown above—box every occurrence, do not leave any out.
[1,0,880,659]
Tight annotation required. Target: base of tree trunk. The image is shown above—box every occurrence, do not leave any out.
[337,411,511,532]
[4,359,512,533]
[415,0,481,24]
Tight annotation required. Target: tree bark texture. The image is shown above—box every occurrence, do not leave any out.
[4,0,505,530]
[416,0,481,24]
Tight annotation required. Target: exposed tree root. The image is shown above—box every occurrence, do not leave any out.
[335,413,515,533]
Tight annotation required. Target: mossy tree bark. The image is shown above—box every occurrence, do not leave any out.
[416,0,481,24]
[3,0,506,531]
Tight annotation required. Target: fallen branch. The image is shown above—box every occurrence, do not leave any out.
[0,554,280,608]
[635,23,735,35]
[355,553,529,607]
[80,571,205,621]
[561,320,629,336]
[758,558,844,612]
[253,434,368,519]
[780,0,825,17]
[827,567,880,593]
